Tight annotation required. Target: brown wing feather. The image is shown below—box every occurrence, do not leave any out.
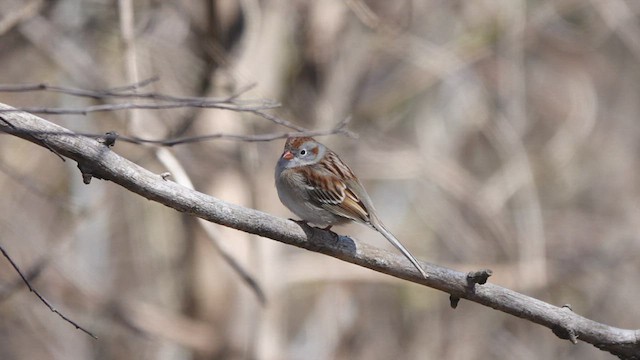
[300,151,371,223]
[327,187,370,223]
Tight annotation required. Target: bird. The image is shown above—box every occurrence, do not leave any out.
[275,136,428,278]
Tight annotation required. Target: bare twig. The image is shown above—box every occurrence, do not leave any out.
[0,117,353,147]
[0,80,320,131]
[0,244,97,339]
[247,109,307,132]
[0,255,48,302]
[0,80,264,104]
[0,103,639,358]
[0,101,278,115]
[466,269,493,286]
[125,126,353,146]
[106,76,160,92]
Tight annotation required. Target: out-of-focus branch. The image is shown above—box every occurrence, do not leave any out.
[0,80,260,104]
[0,1,44,36]
[0,103,638,359]
[0,244,97,339]
[0,80,305,130]
[0,100,277,115]
[0,253,48,302]
[0,118,354,147]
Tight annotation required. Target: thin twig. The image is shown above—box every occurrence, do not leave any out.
[0,117,354,147]
[106,76,160,92]
[0,80,266,104]
[0,255,48,302]
[0,80,319,131]
[247,109,307,132]
[0,101,279,115]
[0,244,97,339]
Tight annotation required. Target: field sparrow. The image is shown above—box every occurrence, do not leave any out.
[275,136,428,278]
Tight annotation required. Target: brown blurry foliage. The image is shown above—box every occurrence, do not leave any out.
[1,0,640,359]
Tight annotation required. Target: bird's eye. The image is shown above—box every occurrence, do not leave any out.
[299,149,307,156]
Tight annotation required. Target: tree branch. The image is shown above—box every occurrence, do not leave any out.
[0,103,638,359]
[0,244,97,339]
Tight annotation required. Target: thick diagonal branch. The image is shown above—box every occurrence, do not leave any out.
[0,103,638,359]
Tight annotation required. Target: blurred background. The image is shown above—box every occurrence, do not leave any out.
[1,0,639,359]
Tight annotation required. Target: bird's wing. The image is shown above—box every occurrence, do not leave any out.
[300,165,370,223]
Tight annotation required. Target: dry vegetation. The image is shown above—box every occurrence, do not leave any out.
[1,0,639,359]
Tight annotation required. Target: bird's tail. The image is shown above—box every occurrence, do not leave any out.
[370,218,428,278]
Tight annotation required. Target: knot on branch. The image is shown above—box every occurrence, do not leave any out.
[78,163,95,184]
[77,162,104,184]
[77,135,116,184]
[449,295,460,309]
[98,131,118,147]
[552,326,578,344]
[449,269,493,309]
[551,304,578,344]
[466,269,493,286]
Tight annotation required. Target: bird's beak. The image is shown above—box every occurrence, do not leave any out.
[282,151,294,160]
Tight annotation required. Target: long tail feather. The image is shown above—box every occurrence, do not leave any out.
[370,219,428,278]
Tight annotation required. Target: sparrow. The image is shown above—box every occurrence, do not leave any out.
[275,136,428,278]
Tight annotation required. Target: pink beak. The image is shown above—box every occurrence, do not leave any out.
[282,151,294,160]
